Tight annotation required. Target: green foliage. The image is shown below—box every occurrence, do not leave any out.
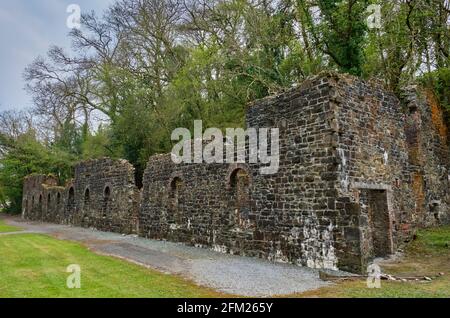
[316,0,369,76]
[7,0,449,206]
[81,125,117,160]
[0,132,76,214]
[53,121,85,156]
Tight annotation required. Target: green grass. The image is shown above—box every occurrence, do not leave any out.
[2,223,449,298]
[0,219,22,233]
[0,234,226,298]
[414,226,450,250]
[295,226,450,298]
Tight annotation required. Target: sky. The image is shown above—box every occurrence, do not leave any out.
[0,0,114,112]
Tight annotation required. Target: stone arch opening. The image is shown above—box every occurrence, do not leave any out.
[170,177,182,199]
[46,193,52,219]
[68,187,75,205]
[84,188,90,205]
[23,198,28,216]
[169,177,183,224]
[102,186,111,218]
[229,168,251,228]
[359,188,393,261]
[67,187,75,221]
[38,194,43,219]
[82,188,91,227]
[31,196,35,219]
[135,168,144,190]
[55,192,61,220]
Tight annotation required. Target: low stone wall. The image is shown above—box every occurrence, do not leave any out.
[22,175,61,222]
[21,159,140,234]
[140,155,256,253]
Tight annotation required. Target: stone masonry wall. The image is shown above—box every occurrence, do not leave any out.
[324,74,449,272]
[403,87,450,226]
[140,73,449,273]
[72,159,140,234]
[22,72,450,274]
[22,175,62,222]
[140,74,340,269]
[327,75,414,272]
[22,158,140,234]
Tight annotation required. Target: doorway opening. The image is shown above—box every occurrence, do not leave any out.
[363,189,392,258]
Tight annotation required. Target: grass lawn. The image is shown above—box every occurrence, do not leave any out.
[0,219,22,233]
[295,226,450,298]
[1,224,449,298]
[0,233,226,298]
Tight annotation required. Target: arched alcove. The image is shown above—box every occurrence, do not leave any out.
[229,168,251,227]
[102,186,111,218]
[169,177,183,224]
[84,188,90,205]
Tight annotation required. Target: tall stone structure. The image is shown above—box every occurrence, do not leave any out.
[22,72,450,273]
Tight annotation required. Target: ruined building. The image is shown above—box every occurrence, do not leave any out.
[22,73,450,273]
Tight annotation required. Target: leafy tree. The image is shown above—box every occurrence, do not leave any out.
[314,0,369,75]
[0,131,76,213]
[11,0,449,203]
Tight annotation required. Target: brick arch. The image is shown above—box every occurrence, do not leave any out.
[30,196,35,219]
[82,187,91,227]
[169,177,183,197]
[23,197,29,216]
[67,187,75,205]
[226,164,252,189]
[103,184,113,197]
[66,187,76,223]
[55,192,62,221]
[46,193,52,219]
[84,187,91,205]
[38,193,43,220]
[168,172,184,188]
[168,176,184,225]
[227,167,252,229]
[102,185,112,218]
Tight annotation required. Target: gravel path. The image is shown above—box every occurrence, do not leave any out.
[1,216,338,297]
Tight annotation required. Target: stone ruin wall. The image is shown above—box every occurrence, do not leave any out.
[328,75,416,272]
[141,73,339,269]
[244,75,339,269]
[22,159,140,234]
[21,73,450,273]
[22,175,64,223]
[403,88,450,226]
